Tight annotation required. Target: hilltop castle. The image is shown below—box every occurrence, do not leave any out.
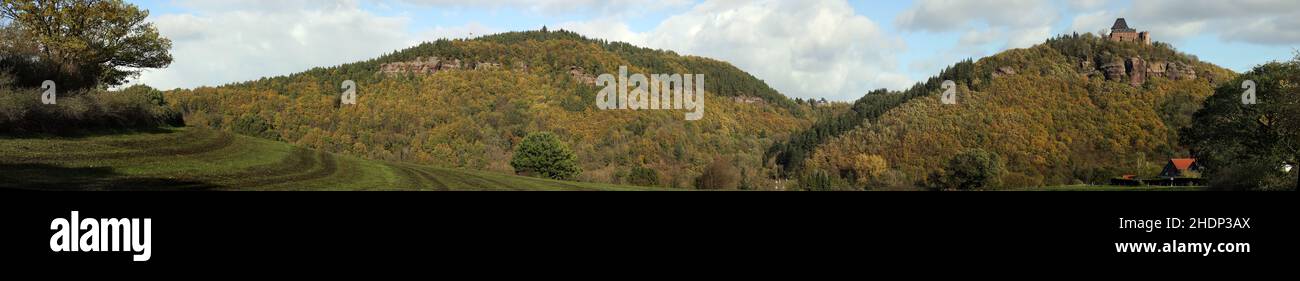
[1107,18,1151,45]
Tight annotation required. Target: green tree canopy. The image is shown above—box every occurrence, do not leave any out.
[1,0,172,90]
[510,132,582,180]
[627,166,660,187]
[931,149,1004,190]
[1182,55,1300,190]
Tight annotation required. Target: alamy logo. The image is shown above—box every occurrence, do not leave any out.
[595,66,705,121]
[341,80,357,105]
[49,211,152,262]
[41,80,57,105]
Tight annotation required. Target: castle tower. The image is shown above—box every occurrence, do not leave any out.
[1107,18,1151,45]
[1111,18,1135,34]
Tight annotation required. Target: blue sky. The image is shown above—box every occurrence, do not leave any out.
[127,0,1299,101]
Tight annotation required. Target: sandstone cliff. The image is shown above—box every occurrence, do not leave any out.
[377,57,603,86]
[1087,57,1199,86]
[378,57,502,75]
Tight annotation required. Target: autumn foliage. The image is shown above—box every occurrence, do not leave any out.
[166,30,811,189]
[790,33,1235,189]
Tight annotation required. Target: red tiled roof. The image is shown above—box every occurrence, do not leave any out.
[1170,158,1196,171]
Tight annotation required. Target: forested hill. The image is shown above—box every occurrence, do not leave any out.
[221,29,798,111]
[166,29,826,189]
[768,33,1236,189]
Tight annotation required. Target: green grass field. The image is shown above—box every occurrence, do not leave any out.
[1009,185,1210,191]
[0,128,656,191]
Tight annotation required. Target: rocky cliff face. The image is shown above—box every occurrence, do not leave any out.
[568,66,596,85]
[379,57,601,86]
[378,57,501,75]
[1148,60,1198,81]
[379,57,456,74]
[1085,57,1198,86]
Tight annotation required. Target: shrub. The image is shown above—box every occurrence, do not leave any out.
[510,132,582,180]
[626,166,661,187]
[941,149,1004,190]
[0,86,38,126]
[695,157,740,190]
[232,114,279,140]
[0,84,182,134]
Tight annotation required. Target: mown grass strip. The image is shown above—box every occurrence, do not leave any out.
[0,128,653,191]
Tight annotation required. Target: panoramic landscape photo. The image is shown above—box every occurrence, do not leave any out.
[1,0,1296,191]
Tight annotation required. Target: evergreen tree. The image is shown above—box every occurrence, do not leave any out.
[511,132,582,180]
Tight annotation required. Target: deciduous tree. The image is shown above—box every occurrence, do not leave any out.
[696,157,740,190]
[1,0,172,90]
[1182,55,1300,190]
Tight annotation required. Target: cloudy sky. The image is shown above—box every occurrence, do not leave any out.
[128,0,1300,101]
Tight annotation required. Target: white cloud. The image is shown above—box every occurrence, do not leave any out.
[896,0,1059,53]
[1066,0,1109,11]
[1067,10,1118,35]
[1220,16,1300,45]
[132,0,500,90]
[958,29,1002,47]
[134,0,409,89]
[557,17,645,44]
[896,0,1058,32]
[1008,26,1053,48]
[396,0,694,17]
[561,0,909,101]
[410,22,499,44]
[1121,0,1300,44]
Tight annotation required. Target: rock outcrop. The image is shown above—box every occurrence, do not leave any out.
[378,57,459,74]
[1087,57,1198,86]
[378,57,503,75]
[1155,61,1198,81]
[992,66,1018,78]
[473,62,502,71]
[1126,57,1147,86]
[568,66,596,85]
[733,95,764,104]
[1078,60,1100,77]
[1101,58,1128,82]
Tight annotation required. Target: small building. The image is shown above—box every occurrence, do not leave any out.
[1159,158,1201,178]
[1110,174,1142,186]
[1108,18,1151,45]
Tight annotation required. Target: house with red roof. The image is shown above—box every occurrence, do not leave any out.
[1159,158,1202,178]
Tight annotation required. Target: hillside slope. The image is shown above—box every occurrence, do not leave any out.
[789,34,1236,189]
[166,30,818,189]
[0,128,653,190]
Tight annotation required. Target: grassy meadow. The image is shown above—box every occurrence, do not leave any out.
[0,128,655,191]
